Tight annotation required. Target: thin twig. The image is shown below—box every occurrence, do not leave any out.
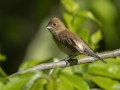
[9,49,120,78]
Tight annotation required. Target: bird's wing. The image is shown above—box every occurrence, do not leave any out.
[58,30,96,54]
[59,30,74,45]
[58,30,82,53]
[58,30,107,63]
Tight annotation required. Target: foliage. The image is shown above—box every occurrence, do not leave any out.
[0,0,120,90]
[0,54,6,62]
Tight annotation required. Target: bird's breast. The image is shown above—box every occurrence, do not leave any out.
[53,35,74,56]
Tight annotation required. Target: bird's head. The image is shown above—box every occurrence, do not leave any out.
[46,17,66,35]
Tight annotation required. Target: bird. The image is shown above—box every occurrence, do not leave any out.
[46,17,107,63]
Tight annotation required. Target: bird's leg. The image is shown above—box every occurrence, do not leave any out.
[63,54,75,66]
[63,56,71,66]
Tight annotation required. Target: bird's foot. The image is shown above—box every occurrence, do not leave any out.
[63,57,71,66]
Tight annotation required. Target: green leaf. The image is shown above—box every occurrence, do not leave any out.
[63,13,73,30]
[0,54,6,61]
[19,60,41,71]
[91,30,102,45]
[60,72,90,90]
[46,79,57,90]
[72,16,86,32]
[61,0,80,14]
[24,72,42,90]
[50,67,61,78]
[61,67,74,75]
[30,78,47,90]
[77,28,90,43]
[87,59,120,79]
[4,72,35,90]
[57,79,74,90]
[0,77,8,90]
[0,67,8,77]
[0,82,5,90]
[85,74,120,90]
[77,11,102,26]
[89,0,118,22]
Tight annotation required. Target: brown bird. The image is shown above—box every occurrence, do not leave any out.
[46,17,106,63]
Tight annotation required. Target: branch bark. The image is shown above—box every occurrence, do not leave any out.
[9,49,120,77]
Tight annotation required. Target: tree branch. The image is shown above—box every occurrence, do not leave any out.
[9,49,120,77]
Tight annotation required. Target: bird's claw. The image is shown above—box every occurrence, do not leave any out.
[63,57,71,66]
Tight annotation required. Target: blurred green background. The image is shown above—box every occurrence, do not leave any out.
[0,0,120,90]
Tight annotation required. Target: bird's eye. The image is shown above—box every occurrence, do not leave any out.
[53,23,56,26]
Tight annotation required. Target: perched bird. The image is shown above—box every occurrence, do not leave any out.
[46,17,106,63]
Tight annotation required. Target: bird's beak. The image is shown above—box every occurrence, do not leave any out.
[46,25,51,29]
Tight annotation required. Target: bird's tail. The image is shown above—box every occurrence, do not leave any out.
[91,52,107,63]
[84,48,107,63]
